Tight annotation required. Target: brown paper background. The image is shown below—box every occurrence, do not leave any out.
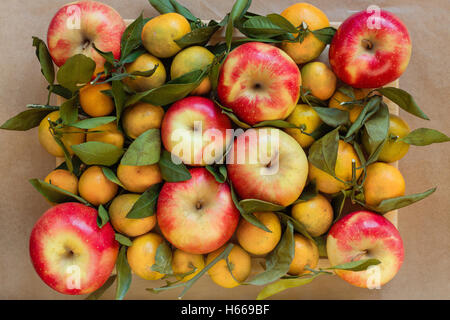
[0,0,449,300]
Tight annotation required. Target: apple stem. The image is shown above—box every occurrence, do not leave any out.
[361,39,373,50]
[351,250,368,262]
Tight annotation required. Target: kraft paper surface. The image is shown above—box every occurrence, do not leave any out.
[0,0,448,299]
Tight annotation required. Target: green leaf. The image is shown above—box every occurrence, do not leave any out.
[151,242,173,274]
[226,0,252,51]
[327,258,381,271]
[209,54,225,91]
[55,155,83,177]
[338,85,355,99]
[32,37,55,85]
[86,275,117,300]
[331,190,348,222]
[239,199,285,214]
[221,109,252,128]
[276,212,313,241]
[241,16,289,37]
[345,95,382,139]
[56,54,96,93]
[72,116,116,129]
[0,107,57,131]
[313,235,327,258]
[370,187,437,213]
[52,133,74,173]
[252,119,297,129]
[158,150,192,182]
[256,273,320,300]
[230,184,271,233]
[48,84,72,99]
[101,167,125,188]
[149,0,175,14]
[364,102,390,145]
[147,243,234,299]
[115,234,133,247]
[378,87,429,120]
[121,13,145,61]
[169,0,198,22]
[126,183,161,218]
[311,27,337,44]
[266,13,298,33]
[121,129,161,166]
[140,68,208,106]
[362,102,390,163]
[115,246,132,300]
[92,43,116,65]
[97,205,110,228]
[111,80,127,124]
[206,165,227,183]
[29,179,89,205]
[175,24,220,47]
[294,180,318,203]
[59,95,78,125]
[312,107,349,127]
[72,141,124,166]
[246,220,294,285]
[400,128,450,146]
[308,126,340,176]
[121,47,147,64]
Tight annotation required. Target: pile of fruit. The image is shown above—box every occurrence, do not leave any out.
[2,0,449,300]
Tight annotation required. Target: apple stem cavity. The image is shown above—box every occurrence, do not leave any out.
[361,39,373,50]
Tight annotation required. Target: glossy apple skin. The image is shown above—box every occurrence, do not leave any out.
[161,96,233,166]
[327,211,404,288]
[157,168,240,254]
[329,10,411,88]
[29,203,119,295]
[217,42,301,125]
[47,1,126,75]
[227,128,308,207]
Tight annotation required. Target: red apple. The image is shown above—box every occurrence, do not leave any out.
[29,202,119,295]
[327,211,404,288]
[217,42,301,125]
[161,96,233,166]
[226,127,309,207]
[329,9,411,88]
[47,0,126,76]
[157,168,240,254]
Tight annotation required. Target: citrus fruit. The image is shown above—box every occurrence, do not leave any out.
[329,87,370,123]
[78,166,118,206]
[123,53,166,92]
[206,244,252,288]
[362,114,410,163]
[280,3,330,64]
[141,12,191,58]
[171,46,215,95]
[236,212,281,255]
[117,164,162,193]
[38,111,85,157]
[308,140,362,194]
[79,83,114,117]
[127,233,165,280]
[172,249,205,282]
[363,162,405,207]
[291,194,333,237]
[284,104,323,148]
[86,121,124,149]
[301,62,337,100]
[288,233,319,276]
[121,103,164,139]
[109,193,157,237]
[44,169,78,195]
